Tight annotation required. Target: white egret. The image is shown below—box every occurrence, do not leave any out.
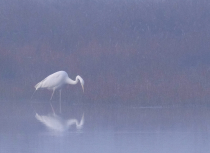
[34,71,84,114]
[35,113,84,132]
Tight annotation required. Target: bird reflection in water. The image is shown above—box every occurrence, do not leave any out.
[35,113,84,132]
[33,71,84,114]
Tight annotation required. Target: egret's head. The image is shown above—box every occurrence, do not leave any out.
[76,75,84,92]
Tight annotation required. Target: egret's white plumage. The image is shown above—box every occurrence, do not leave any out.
[35,113,84,132]
[34,71,84,114]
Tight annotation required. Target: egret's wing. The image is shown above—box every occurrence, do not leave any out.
[35,77,48,90]
[35,113,54,128]
[35,72,64,90]
[35,113,64,131]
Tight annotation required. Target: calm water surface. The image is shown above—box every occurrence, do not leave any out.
[0,100,210,153]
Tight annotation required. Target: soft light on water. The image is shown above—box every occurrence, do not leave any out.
[0,101,210,153]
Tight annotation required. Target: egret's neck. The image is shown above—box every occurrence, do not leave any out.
[66,119,78,127]
[66,114,84,129]
[66,77,79,85]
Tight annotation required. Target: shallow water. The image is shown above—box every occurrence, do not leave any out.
[0,100,210,153]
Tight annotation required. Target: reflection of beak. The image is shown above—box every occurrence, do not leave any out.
[82,85,84,93]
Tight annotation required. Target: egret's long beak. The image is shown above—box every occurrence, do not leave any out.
[82,85,84,93]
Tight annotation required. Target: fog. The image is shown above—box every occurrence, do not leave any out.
[0,0,210,152]
[0,0,209,105]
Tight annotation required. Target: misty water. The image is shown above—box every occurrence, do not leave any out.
[0,100,209,153]
[1,0,210,153]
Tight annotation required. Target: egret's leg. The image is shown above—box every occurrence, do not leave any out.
[30,90,36,100]
[50,90,55,115]
[50,90,55,100]
[59,89,62,114]
[30,90,37,114]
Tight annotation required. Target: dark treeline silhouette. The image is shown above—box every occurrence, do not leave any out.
[0,0,210,106]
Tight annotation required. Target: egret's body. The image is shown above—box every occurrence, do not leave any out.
[34,71,84,114]
[35,113,84,132]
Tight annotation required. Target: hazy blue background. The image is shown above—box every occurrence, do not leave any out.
[0,0,209,106]
[0,0,210,153]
